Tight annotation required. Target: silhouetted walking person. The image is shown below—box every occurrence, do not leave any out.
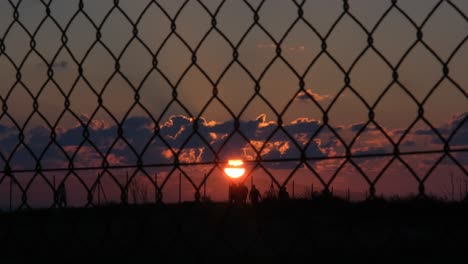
[249,184,262,205]
[229,183,249,204]
[57,182,67,208]
[238,182,248,204]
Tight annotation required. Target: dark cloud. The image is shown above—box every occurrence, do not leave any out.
[1,112,466,171]
[52,60,69,70]
[0,114,327,169]
[422,152,468,166]
[453,153,468,165]
[349,122,377,133]
[37,60,69,70]
[284,118,320,136]
[414,129,435,136]
[0,124,11,134]
[401,140,416,147]
[446,113,468,146]
[393,129,405,135]
[415,112,467,146]
[352,146,389,156]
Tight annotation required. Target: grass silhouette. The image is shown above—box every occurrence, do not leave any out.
[1,196,468,260]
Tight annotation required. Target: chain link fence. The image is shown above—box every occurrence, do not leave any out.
[0,0,467,258]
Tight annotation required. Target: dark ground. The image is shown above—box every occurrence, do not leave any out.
[1,197,468,261]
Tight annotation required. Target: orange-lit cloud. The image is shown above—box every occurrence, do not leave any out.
[0,112,465,172]
[296,89,330,102]
[178,148,205,163]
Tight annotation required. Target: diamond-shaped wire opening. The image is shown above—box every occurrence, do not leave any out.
[0,1,467,257]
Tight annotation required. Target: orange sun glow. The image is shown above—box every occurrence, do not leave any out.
[224,159,246,179]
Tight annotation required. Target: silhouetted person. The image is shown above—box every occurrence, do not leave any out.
[264,183,277,201]
[229,183,248,204]
[249,184,262,205]
[57,182,67,208]
[238,183,248,204]
[278,186,289,201]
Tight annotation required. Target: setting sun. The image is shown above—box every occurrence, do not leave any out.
[224,160,246,179]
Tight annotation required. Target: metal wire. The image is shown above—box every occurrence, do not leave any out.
[0,0,467,259]
[0,0,466,208]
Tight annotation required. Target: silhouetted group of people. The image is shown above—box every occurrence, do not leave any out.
[53,180,290,208]
[229,182,289,205]
[229,182,249,204]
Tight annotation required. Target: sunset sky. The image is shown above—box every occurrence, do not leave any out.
[0,0,466,207]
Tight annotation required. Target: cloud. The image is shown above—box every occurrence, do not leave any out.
[353,146,388,156]
[401,140,416,147]
[1,112,466,171]
[52,60,69,70]
[349,122,377,133]
[445,112,468,146]
[0,114,328,170]
[295,89,329,102]
[37,60,69,70]
[415,112,467,146]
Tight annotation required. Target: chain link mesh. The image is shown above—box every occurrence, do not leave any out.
[0,0,467,258]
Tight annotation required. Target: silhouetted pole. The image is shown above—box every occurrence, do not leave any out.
[251,174,253,188]
[9,175,13,211]
[53,175,56,208]
[203,174,207,200]
[292,181,295,199]
[459,179,463,201]
[97,173,101,206]
[154,172,158,203]
[125,171,129,205]
[311,184,314,193]
[465,178,468,200]
[450,171,454,201]
[465,179,468,196]
[179,173,182,204]
[98,181,108,204]
[347,188,350,201]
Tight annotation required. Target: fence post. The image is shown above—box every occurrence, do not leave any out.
[121,171,129,205]
[9,174,13,211]
[179,173,182,204]
[97,173,101,206]
[292,181,295,199]
[203,173,207,200]
[53,175,56,208]
[154,172,158,203]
